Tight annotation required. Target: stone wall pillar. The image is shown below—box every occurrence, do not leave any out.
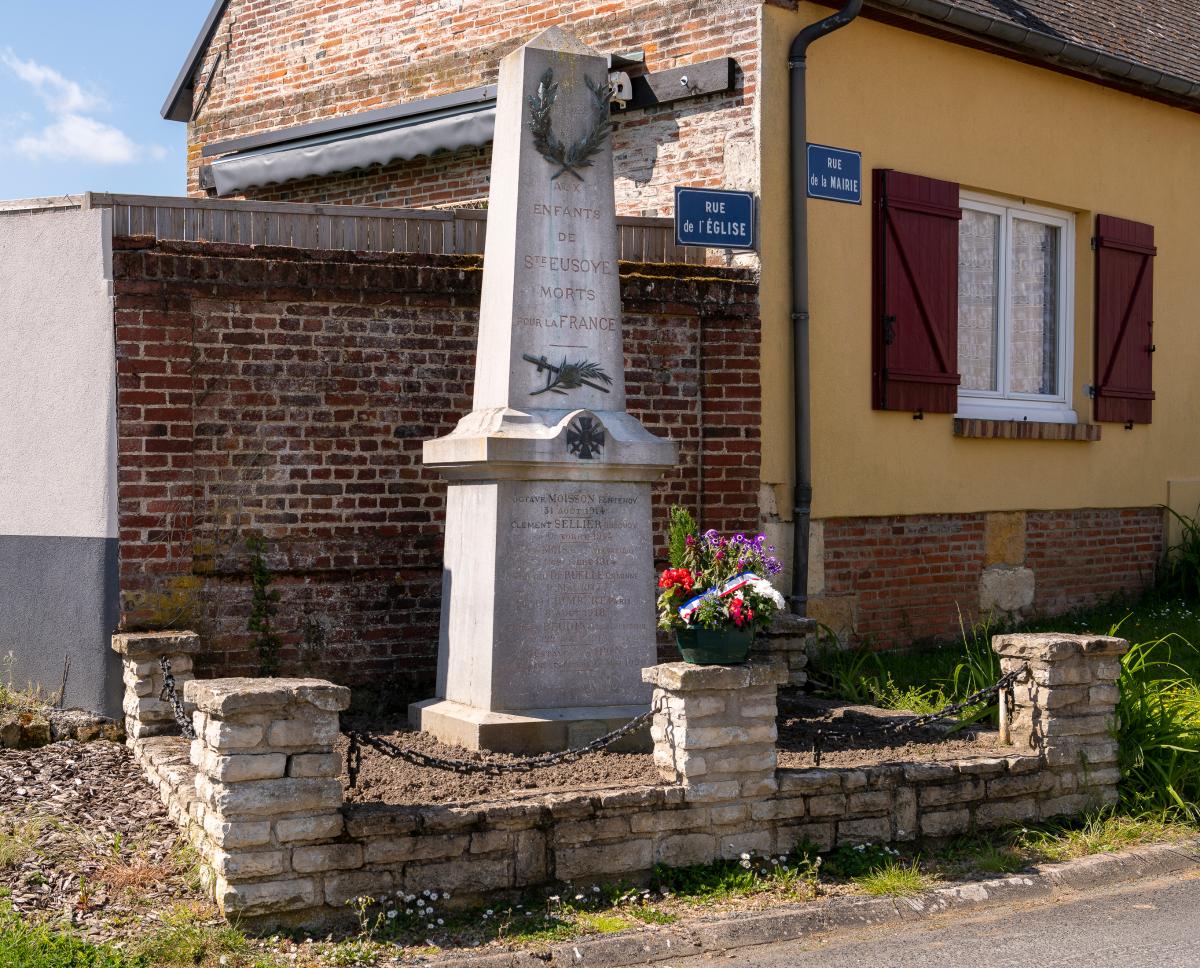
[752,614,813,687]
[643,659,788,802]
[993,633,1128,815]
[184,677,351,922]
[111,631,201,740]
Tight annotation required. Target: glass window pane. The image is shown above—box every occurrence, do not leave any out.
[958,209,1000,392]
[1009,218,1059,395]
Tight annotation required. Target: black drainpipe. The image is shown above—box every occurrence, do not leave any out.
[788,0,863,614]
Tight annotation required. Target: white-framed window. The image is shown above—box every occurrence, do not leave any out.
[956,192,1075,423]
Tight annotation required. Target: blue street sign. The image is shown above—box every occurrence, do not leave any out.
[674,186,756,250]
[807,144,862,204]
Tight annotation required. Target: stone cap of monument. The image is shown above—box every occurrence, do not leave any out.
[522,26,601,57]
[424,407,676,480]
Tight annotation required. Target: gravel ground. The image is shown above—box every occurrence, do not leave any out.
[0,739,215,944]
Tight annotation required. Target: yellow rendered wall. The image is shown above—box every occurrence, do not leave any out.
[758,4,1200,521]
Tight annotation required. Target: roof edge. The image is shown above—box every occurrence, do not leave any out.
[870,0,1200,107]
[161,0,231,122]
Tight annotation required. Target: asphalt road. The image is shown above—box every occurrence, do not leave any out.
[670,874,1200,967]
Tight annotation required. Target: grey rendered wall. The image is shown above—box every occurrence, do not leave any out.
[0,203,120,716]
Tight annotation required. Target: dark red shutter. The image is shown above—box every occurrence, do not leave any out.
[872,169,962,412]
[1094,215,1156,424]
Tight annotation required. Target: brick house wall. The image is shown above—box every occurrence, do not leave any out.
[811,508,1164,646]
[111,238,761,699]
[186,0,760,214]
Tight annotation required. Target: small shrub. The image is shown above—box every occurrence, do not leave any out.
[807,639,883,705]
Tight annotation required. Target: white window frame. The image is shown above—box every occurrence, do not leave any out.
[956,192,1076,424]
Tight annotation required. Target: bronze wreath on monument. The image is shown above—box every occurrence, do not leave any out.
[527,67,613,181]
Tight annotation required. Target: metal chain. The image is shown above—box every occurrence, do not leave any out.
[784,666,1029,767]
[344,697,664,787]
[159,656,196,740]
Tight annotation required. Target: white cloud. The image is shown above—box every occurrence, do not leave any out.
[0,49,104,114]
[1,48,166,166]
[15,113,138,164]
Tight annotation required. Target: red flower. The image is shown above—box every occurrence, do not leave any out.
[658,568,696,593]
[729,595,754,628]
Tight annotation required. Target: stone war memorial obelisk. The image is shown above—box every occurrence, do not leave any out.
[410,27,676,752]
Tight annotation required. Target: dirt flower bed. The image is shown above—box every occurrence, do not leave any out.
[339,695,1009,805]
[775,694,1010,769]
[338,718,661,806]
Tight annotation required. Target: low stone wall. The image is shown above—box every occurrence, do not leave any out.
[119,631,1127,930]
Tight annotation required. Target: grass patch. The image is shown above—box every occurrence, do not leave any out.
[130,902,250,967]
[1012,811,1196,862]
[650,849,820,902]
[854,860,933,897]
[0,902,140,968]
[0,817,47,870]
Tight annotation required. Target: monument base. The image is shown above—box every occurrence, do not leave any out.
[408,698,650,755]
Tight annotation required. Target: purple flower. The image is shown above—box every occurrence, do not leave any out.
[737,558,746,570]
[766,556,783,575]
[704,529,720,546]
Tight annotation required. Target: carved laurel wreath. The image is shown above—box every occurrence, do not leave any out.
[527,67,612,181]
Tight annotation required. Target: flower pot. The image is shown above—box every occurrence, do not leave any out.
[675,627,754,665]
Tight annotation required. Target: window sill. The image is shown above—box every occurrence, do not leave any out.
[953,418,1101,442]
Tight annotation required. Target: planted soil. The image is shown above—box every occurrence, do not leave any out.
[774,692,1011,769]
[340,693,1010,806]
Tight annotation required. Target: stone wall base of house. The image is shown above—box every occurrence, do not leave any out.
[808,508,1163,646]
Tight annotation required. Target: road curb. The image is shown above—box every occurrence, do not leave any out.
[429,840,1200,967]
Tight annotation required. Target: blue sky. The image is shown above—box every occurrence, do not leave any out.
[0,1,212,200]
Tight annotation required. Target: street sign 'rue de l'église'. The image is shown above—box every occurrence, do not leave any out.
[674,186,756,250]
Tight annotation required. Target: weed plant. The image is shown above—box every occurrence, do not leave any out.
[1160,506,1200,601]
[1115,631,1200,819]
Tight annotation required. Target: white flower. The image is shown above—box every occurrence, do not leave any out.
[437,918,444,925]
[748,577,786,608]
[430,892,439,900]
[386,910,397,919]
[740,852,751,861]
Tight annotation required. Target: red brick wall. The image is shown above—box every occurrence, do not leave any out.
[821,514,988,644]
[1026,508,1164,614]
[111,238,761,698]
[818,508,1163,646]
[187,0,758,213]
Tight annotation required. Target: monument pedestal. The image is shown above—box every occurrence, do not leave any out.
[411,28,676,752]
[409,699,649,755]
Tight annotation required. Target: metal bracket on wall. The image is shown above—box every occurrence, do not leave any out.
[614,58,735,112]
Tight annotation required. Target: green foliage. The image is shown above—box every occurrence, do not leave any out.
[945,609,1004,727]
[131,903,249,966]
[0,817,46,870]
[666,505,698,569]
[650,848,820,901]
[245,535,282,677]
[1159,506,1200,601]
[819,842,903,880]
[853,859,932,897]
[0,902,142,968]
[807,638,883,704]
[1010,810,1194,861]
[1115,632,1200,819]
[867,675,946,715]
